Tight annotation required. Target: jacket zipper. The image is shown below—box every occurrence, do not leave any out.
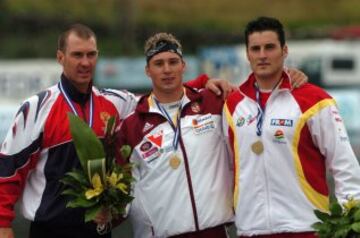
[179,135,200,231]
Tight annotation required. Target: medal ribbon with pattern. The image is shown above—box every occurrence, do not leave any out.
[254,78,282,137]
[152,95,183,152]
[59,80,94,128]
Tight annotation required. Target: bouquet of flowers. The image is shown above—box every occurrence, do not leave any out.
[61,113,134,234]
[312,197,360,238]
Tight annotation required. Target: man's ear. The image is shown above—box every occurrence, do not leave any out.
[246,48,250,61]
[57,50,64,64]
[145,65,150,78]
[181,60,186,74]
[283,45,288,58]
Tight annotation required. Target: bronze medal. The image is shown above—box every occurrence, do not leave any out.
[169,155,181,169]
[251,140,264,155]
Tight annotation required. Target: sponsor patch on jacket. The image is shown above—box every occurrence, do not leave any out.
[273,129,286,144]
[192,114,216,134]
[143,122,154,133]
[100,111,111,131]
[146,130,163,147]
[236,116,245,127]
[140,141,152,152]
[141,146,161,162]
[236,114,256,127]
[270,119,293,127]
[191,102,201,113]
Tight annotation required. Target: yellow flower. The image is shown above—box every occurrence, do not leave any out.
[85,173,104,200]
[117,183,128,194]
[344,197,359,212]
[107,172,123,187]
[106,172,128,194]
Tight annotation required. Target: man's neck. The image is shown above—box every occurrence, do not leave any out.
[152,87,184,103]
[255,72,283,91]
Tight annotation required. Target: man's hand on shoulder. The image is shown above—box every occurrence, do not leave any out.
[205,78,237,100]
[287,68,308,88]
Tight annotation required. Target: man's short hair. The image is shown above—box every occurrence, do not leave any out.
[57,23,97,52]
[244,16,285,47]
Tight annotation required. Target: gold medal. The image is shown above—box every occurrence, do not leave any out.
[169,155,181,169]
[251,140,264,155]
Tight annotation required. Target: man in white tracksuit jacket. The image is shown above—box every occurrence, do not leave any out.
[223,16,360,237]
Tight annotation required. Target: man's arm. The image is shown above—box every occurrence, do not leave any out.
[309,96,360,204]
[0,98,43,234]
[185,74,237,99]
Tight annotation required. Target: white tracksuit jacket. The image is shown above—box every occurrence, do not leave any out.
[118,87,234,237]
[223,72,360,236]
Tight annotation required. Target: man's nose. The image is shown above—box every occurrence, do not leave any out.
[163,62,171,72]
[259,48,267,58]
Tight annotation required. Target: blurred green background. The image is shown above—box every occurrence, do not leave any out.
[1,0,360,58]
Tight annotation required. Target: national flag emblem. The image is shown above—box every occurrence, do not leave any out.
[146,130,163,147]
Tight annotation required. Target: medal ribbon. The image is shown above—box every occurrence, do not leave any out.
[254,79,282,136]
[59,80,94,128]
[255,84,265,136]
[153,96,182,151]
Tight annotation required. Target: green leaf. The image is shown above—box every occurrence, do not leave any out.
[87,158,106,183]
[68,113,105,171]
[312,222,325,230]
[84,204,103,223]
[334,227,351,238]
[66,196,99,208]
[330,202,343,216]
[314,209,331,221]
[354,209,360,222]
[120,145,132,160]
[62,188,82,197]
[351,222,360,232]
[63,171,90,185]
[105,116,115,136]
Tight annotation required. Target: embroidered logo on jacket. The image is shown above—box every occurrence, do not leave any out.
[141,147,161,162]
[236,116,245,127]
[143,122,154,133]
[235,114,256,127]
[192,114,215,134]
[270,119,293,127]
[191,102,201,113]
[140,141,152,152]
[273,129,286,144]
[146,130,163,147]
[100,111,111,132]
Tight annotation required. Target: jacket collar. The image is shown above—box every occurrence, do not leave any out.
[239,70,292,100]
[60,74,92,105]
[136,85,203,114]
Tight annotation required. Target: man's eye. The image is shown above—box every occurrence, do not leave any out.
[169,60,180,65]
[73,52,84,58]
[87,51,98,58]
[250,46,260,52]
[265,44,276,50]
